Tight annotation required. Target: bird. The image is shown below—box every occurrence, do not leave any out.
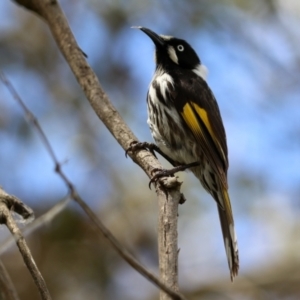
[129,26,239,280]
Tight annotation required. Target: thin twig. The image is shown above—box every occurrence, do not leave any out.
[0,188,51,300]
[72,191,185,300]
[0,196,71,255]
[0,71,186,300]
[0,260,20,300]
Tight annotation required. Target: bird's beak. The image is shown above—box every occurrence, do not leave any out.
[133,26,165,48]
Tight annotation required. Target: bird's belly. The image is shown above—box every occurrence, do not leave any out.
[147,106,197,165]
[147,72,200,165]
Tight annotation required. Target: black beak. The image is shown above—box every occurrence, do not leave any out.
[133,26,165,47]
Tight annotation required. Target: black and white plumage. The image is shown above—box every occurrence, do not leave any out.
[136,27,239,280]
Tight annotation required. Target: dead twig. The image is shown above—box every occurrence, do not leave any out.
[0,195,71,255]
[0,187,51,300]
[0,260,20,300]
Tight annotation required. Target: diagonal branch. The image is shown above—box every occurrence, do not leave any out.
[0,259,20,300]
[0,71,185,300]
[0,196,71,255]
[10,0,186,299]
[0,188,51,300]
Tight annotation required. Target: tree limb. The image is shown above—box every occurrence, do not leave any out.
[10,0,186,298]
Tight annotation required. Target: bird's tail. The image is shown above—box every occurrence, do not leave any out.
[217,189,239,281]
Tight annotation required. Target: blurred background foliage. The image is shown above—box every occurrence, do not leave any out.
[0,0,300,299]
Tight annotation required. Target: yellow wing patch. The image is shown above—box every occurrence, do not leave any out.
[181,102,226,163]
[191,103,214,138]
[181,103,203,141]
[223,189,233,217]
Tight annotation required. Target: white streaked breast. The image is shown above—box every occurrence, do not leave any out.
[155,72,174,100]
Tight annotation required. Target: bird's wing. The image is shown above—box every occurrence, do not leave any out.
[171,73,229,187]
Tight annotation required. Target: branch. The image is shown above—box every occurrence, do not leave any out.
[72,191,185,300]
[0,196,71,255]
[1,71,185,300]
[0,187,52,300]
[9,0,186,298]
[0,260,20,300]
[157,178,183,299]
[12,0,163,175]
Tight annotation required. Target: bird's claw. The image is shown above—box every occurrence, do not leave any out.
[148,161,201,189]
[125,141,157,158]
[125,141,139,157]
[148,168,176,189]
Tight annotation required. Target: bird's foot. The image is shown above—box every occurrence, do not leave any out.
[125,141,158,158]
[149,161,200,189]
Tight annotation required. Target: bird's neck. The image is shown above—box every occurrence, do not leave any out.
[155,62,207,82]
[155,61,178,75]
[192,64,208,80]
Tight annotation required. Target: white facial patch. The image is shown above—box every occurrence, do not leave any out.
[167,46,178,64]
[192,64,208,80]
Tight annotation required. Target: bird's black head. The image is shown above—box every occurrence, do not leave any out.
[136,27,201,71]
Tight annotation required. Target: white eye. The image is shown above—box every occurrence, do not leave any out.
[177,45,184,52]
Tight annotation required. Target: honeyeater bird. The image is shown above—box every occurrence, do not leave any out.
[130,27,239,280]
